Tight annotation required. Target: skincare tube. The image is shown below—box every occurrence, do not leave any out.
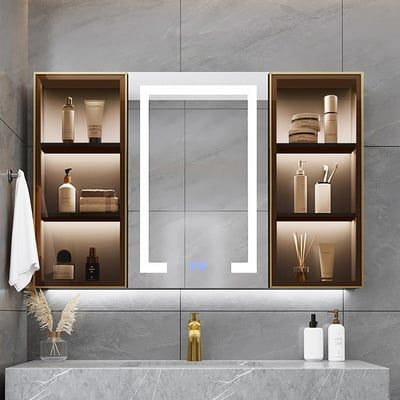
[84,100,105,143]
[318,243,335,282]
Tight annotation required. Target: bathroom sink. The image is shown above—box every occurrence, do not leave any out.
[6,360,389,400]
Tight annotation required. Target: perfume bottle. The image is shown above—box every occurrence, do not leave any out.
[85,247,100,281]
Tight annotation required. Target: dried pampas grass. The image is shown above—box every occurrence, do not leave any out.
[56,294,80,335]
[24,286,80,335]
[25,286,53,332]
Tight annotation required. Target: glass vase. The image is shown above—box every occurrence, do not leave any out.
[293,266,310,284]
[40,332,68,361]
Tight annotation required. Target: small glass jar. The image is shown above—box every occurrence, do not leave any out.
[293,266,310,284]
[40,332,68,361]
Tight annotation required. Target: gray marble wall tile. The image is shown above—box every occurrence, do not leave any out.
[182,289,343,311]
[28,0,180,73]
[0,311,26,395]
[0,121,25,309]
[180,311,332,360]
[43,289,180,311]
[345,148,400,310]
[27,311,180,361]
[128,108,185,211]
[128,211,184,288]
[0,0,27,140]
[181,0,342,71]
[345,311,400,399]
[185,211,267,288]
[343,0,400,146]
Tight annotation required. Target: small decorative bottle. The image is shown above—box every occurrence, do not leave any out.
[86,247,100,281]
[40,331,68,361]
[62,97,75,143]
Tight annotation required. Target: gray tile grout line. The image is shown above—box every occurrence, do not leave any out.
[0,116,26,145]
[179,290,182,359]
[128,210,269,213]
[341,0,344,72]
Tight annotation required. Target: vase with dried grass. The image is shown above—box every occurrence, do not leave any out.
[25,286,79,361]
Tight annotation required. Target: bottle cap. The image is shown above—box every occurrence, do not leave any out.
[328,309,341,324]
[57,249,72,263]
[65,97,73,106]
[324,95,338,113]
[309,313,318,328]
[64,168,72,183]
[297,160,306,175]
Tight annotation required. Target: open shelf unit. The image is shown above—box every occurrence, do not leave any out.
[33,73,127,288]
[269,72,363,288]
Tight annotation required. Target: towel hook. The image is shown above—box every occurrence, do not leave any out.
[0,170,18,183]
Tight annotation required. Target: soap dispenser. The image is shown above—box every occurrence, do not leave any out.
[304,313,323,361]
[328,309,345,361]
[294,160,307,213]
[58,168,76,213]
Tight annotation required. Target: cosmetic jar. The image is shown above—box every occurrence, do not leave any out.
[289,128,318,143]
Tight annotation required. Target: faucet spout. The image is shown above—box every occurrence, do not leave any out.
[187,312,202,361]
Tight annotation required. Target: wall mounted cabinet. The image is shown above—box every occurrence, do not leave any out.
[33,73,127,288]
[269,73,363,288]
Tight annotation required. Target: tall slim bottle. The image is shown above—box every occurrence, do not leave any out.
[294,160,307,213]
[62,97,75,143]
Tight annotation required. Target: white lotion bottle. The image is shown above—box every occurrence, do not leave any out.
[304,314,323,361]
[294,160,307,213]
[62,97,75,143]
[58,168,76,213]
[328,309,345,361]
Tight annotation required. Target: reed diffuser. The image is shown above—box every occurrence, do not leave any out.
[292,232,315,283]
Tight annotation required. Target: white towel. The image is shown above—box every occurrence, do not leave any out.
[9,170,40,291]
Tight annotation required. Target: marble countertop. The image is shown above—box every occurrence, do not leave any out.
[8,359,387,370]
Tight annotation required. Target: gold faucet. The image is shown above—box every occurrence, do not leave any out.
[187,312,202,361]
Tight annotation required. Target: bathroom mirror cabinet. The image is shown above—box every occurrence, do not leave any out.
[32,72,363,289]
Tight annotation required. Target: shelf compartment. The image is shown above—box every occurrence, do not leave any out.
[277,213,356,222]
[276,143,356,154]
[273,221,358,287]
[42,213,120,222]
[41,143,121,154]
[36,221,123,287]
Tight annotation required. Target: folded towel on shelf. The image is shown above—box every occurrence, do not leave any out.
[81,189,115,198]
[9,170,40,291]
[79,196,119,206]
[80,204,119,213]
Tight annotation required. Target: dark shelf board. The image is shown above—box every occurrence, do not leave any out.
[42,212,120,222]
[277,213,356,222]
[34,280,125,288]
[41,143,121,154]
[276,143,356,154]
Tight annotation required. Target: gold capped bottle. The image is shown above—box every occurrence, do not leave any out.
[58,168,76,213]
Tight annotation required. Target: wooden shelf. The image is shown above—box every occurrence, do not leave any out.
[277,213,356,222]
[276,143,356,154]
[42,213,120,222]
[41,143,121,154]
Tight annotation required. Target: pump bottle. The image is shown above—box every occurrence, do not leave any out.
[58,168,76,213]
[328,309,345,361]
[294,160,307,213]
[304,314,323,361]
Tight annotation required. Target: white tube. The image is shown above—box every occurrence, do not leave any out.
[318,243,335,281]
[84,100,105,143]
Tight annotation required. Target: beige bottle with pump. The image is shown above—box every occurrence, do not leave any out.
[294,160,307,213]
[58,168,76,213]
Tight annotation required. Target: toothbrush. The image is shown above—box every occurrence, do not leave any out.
[323,164,329,182]
[327,163,338,183]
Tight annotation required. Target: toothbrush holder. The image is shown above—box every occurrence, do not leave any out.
[315,182,331,213]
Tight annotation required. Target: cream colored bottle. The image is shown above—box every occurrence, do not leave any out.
[323,95,338,143]
[62,97,75,143]
[58,168,76,213]
[294,160,307,213]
